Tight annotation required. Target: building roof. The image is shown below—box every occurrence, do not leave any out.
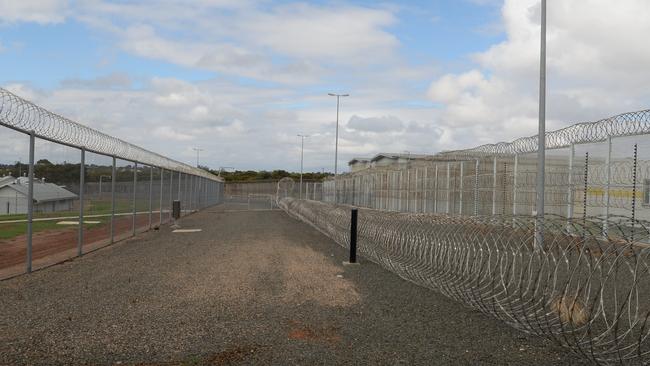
[370,153,433,163]
[0,176,77,203]
[348,157,371,165]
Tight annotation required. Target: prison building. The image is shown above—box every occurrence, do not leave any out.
[369,153,435,170]
[348,158,371,172]
[0,176,78,215]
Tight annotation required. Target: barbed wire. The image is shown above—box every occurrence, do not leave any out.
[280,198,650,365]
[0,87,218,180]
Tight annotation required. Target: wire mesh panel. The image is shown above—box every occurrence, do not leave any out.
[112,159,134,242]
[82,152,114,251]
[30,139,81,272]
[0,127,29,277]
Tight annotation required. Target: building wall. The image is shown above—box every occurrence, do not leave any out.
[0,187,28,214]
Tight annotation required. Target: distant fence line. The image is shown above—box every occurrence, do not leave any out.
[322,109,650,232]
[0,87,224,278]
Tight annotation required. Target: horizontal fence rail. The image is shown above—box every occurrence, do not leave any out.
[280,198,650,365]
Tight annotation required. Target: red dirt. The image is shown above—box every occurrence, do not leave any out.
[0,214,169,277]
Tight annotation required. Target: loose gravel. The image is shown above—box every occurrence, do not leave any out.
[0,204,589,365]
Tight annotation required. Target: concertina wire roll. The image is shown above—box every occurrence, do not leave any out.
[0,87,217,180]
[279,197,650,365]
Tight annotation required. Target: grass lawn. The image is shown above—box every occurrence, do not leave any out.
[0,221,102,240]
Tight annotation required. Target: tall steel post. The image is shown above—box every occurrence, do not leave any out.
[567,144,575,224]
[148,167,153,228]
[446,162,451,214]
[603,135,612,236]
[26,131,35,273]
[434,164,439,213]
[534,0,547,250]
[512,154,518,216]
[169,169,173,219]
[132,162,137,236]
[423,167,428,213]
[110,156,116,244]
[459,161,464,215]
[492,156,497,215]
[474,159,479,216]
[78,148,85,256]
[159,168,164,225]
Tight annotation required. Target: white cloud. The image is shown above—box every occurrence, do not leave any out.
[428,0,650,150]
[0,0,69,24]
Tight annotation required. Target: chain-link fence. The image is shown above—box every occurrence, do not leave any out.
[324,110,650,234]
[223,179,323,210]
[0,88,224,279]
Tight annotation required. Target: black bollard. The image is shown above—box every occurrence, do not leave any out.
[350,208,358,263]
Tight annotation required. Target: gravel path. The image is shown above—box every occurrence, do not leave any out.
[0,204,589,365]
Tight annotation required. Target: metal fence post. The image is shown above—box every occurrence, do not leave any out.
[446,162,451,214]
[26,131,35,273]
[512,154,518,216]
[178,171,181,203]
[434,164,439,213]
[406,169,411,212]
[110,156,116,244]
[169,169,173,220]
[474,159,479,216]
[148,166,153,229]
[423,167,428,213]
[567,144,575,224]
[132,162,137,236]
[603,135,612,236]
[349,208,358,263]
[492,156,497,216]
[159,168,164,225]
[459,161,464,215]
[78,147,85,256]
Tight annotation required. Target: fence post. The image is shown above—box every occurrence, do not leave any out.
[349,208,358,263]
[446,162,451,214]
[492,156,497,215]
[603,135,612,237]
[459,161,464,215]
[132,162,137,236]
[434,164,439,213]
[26,130,35,273]
[474,159,479,216]
[78,147,85,257]
[148,167,153,229]
[423,167,428,213]
[159,168,164,225]
[169,170,173,220]
[406,169,410,212]
[178,171,181,204]
[110,156,116,244]
[512,154,518,216]
[567,144,575,225]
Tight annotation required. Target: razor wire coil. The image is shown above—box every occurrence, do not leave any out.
[0,88,218,180]
[280,197,650,365]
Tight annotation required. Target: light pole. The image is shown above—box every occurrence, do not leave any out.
[193,148,204,168]
[535,0,546,250]
[328,92,349,203]
[297,134,309,199]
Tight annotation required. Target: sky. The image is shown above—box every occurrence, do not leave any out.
[1,0,649,172]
